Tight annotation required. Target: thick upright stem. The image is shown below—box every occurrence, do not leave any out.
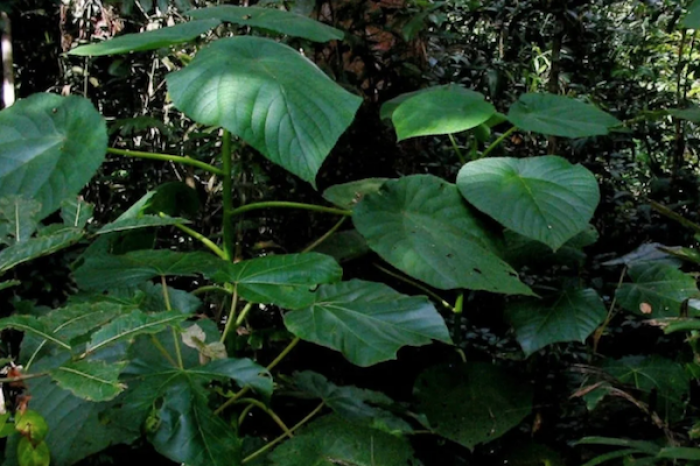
[222,130,235,261]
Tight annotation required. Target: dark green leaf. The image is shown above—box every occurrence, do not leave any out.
[68,20,221,56]
[353,175,532,294]
[313,230,369,263]
[292,371,413,433]
[50,360,127,402]
[167,37,361,186]
[603,355,689,421]
[187,358,273,399]
[505,289,606,356]
[188,6,343,42]
[86,310,187,354]
[0,94,107,218]
[269,415,419,466]
[682,0,700,29]
[507,93,620,138]
[210,253,342,309]
[657,447,700,460]
[0,196,41,243]
[385,85,496,140]
[284,279,451,366]
[0,315,70,350]
[414,363,533,450]
[616,263,699,317]
[503,227,597,268]
[0,228,83,275]
[457,156,600,250]
[669,106,700,121]
[96,215,190,234]
[602,243,682,268]
[323,178,388,210]
[73,250,223,291]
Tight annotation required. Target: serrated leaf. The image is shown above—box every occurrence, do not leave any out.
[86,310,187,354]
[60,197,93,228]
[188,6,343,42]
[616,263,699,317]
[167,36,361,186]
[0,315,70,350]
[0,94,107,218]
[73,250,224,291]
[603,355,689,421]
[353,174,532,294]
[323,178,388,210]
[0,196,41,243]
[209,253,342,309]
[505,289,606,356]
[96,215,190,234]
[457,156,600,250]
[284,279,451,366]
[269,415,419,466]
[50,360,127,401]
[414,363,533,450]
[68,19,221,56]
[384,85,496,141]
[292,371,412,433]
[507,93,620,138]
[0,228,83,275]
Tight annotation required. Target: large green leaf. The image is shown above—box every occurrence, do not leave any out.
[167,36,361,186]
[268,415,419,466]
[284,279,451,366]
[323,178,388,210]
[0,315,70,350]
[49,360,127,402]
[188,6,344,42]
[383,85,496,141]
[209,253,342,309]
[353,175,532,294]
[68,20,221,56]
[72,282,201,315]
[683,0,700,29]
[0,228,83,274]
[457,156,600,250]
[603,355,689,421]
[616,263,699,317]
[0,94,107,218]
[313,230,369,263]
[291,371,412,434]
[505,289,606,356]
[73,250,223,291]
[414,363,533,450]
[86,310,187,354]
[507,93,620,138]
[151,380,242,466]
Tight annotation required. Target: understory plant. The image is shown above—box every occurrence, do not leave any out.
[3,3,700,466]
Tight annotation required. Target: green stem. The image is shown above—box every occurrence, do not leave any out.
[151,334,178,367]
[242,402,325,464]
[220,286,239,344]
[221,130,235,261]
[593,266,627,354]
[173,222,227,259]
[266,337,300,372]
[481,126,517,158]
[192,285,233,296]
[161,276,171,311]
[448,134,466,164]
[237,403,255,428]
[235,302,254,326]
[374,263,455,312]
[234,398,294,438]
[107,147,224,176]
[302,217,347,253]
[0,372,47,384]
[172,327,184,369]
[228,201,352,218]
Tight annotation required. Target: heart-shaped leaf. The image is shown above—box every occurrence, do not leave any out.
[616,263,699,317]
[507,93,620,138]
[505,289,606,356]
[414,363,533,450]
[68,20,221,56]
[382,85,496,141]
[457,156,600,250]
[188,6,343,42]
[284,279,452,366]
[167,36,361,186]
[353,174,532,294]
[209,253,342,309]
[0,94,107,218]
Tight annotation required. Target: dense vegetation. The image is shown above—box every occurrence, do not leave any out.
[4,1,700,465]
